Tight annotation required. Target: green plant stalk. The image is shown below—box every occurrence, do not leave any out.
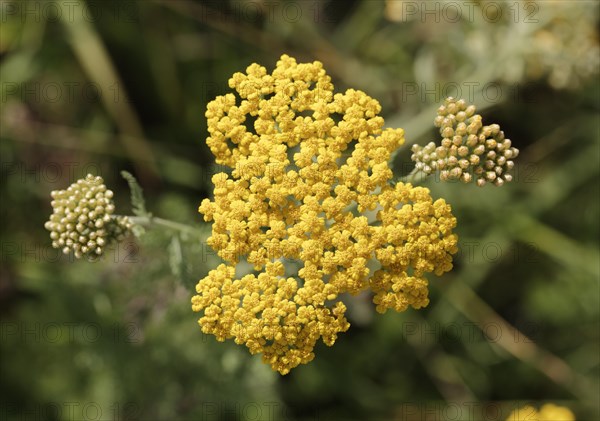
[125,215,205,237]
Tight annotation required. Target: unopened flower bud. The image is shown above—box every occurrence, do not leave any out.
[45,174,132,259]
[410,97,518,187]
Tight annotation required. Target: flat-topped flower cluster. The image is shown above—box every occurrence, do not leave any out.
[194,55,458,374]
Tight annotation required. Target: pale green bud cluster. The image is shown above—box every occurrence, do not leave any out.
[411,97,519,186]
[45,174,132,259]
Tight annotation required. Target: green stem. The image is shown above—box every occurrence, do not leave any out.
[126,215,205,237]
[398,167,425,184]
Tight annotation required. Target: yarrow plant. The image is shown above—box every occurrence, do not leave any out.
[45,55,519,375]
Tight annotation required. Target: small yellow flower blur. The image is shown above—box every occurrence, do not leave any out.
[193,55,458,374]
[506,404,576,421]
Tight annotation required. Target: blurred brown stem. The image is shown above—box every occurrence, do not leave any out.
[446,281,595,402]
[60,0,159,186]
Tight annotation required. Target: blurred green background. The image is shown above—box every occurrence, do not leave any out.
[1,1,599,420]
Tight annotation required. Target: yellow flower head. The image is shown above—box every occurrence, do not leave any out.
[193,55,458,374]
[506,404,576,421]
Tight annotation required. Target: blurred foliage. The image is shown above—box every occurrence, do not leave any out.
[1,0,598,420]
